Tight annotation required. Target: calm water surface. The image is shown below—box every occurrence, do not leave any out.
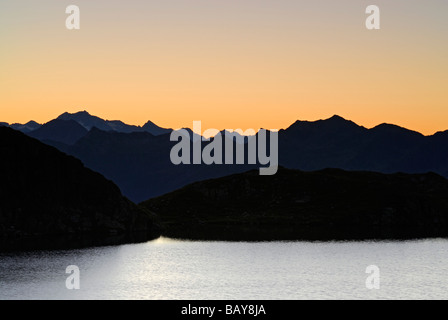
[1,238,447,300]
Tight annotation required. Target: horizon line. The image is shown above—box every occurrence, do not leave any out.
[2,110,447,137]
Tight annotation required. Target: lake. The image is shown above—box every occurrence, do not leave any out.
[0,237,447,300]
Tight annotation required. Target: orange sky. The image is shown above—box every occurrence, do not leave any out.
[1,0,448,135]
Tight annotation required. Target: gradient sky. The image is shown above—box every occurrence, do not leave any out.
[1,0,447,134]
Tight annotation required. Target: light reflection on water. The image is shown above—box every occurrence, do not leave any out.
[0,237,447,300]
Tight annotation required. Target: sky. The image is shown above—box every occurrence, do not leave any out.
[1,0,447,134]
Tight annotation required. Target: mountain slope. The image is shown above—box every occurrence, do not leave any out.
[0,127,160,251]
[141,167,448,241]
[28,119,88,145]
[3,121,42,133]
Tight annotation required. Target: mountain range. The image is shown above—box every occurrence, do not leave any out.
[57,111,172,136]
[2,112,448,247]
[278,115,448,176]
[0,121,41,133]
[2,112,448,203]
[0,111,171,139]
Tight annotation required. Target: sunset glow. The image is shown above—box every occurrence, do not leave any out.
[1,0,447,135]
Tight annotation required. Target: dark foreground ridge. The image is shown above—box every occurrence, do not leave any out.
[0,127,160,252]
[141,167,448,241]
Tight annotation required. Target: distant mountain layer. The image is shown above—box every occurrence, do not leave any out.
[28,119,88,145]
[278,115,448,176]
[0,127,160,251]
[0,121,42,133]
[141,167,448,241]
[57,111,171,136]
[1,110,171,139]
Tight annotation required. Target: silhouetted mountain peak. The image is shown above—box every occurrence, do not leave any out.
[142,120,158,128]
[58,110,92,120]
[433,130,448,137]
[25,120,40,127]
[60,110,89,116]
[57,111,171,135]
[57,111,105,130]
[286,115,363,134]
[328,114,346,121]
[142,120,172,136]
[286,119,310,130]
[371,123,424,137]
[321,115,361,128]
